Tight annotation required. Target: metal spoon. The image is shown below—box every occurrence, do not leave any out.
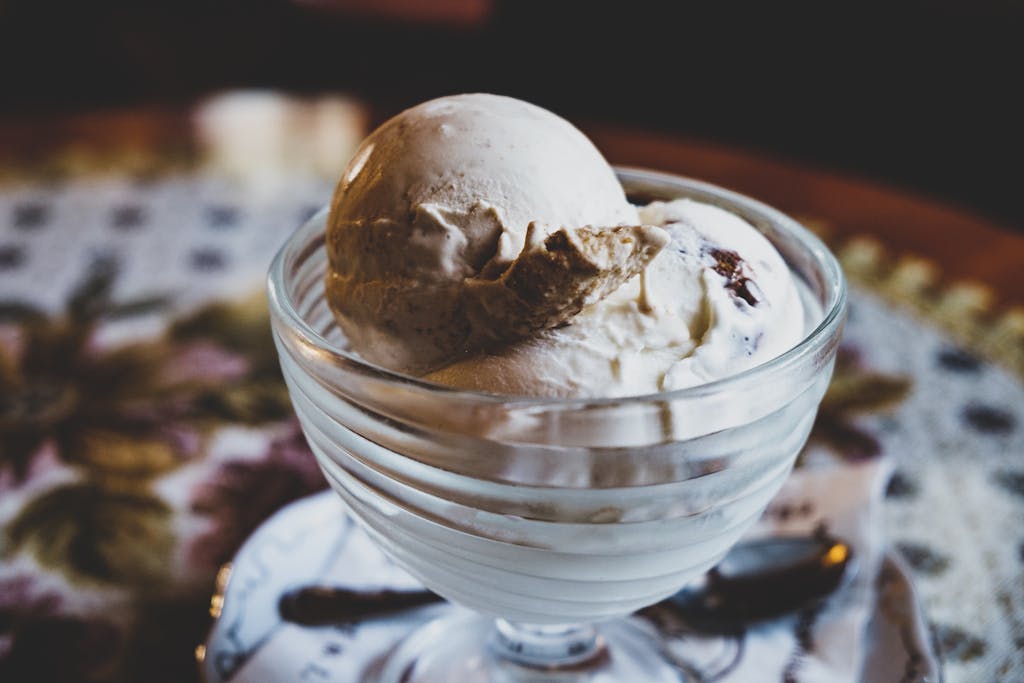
[278,533,854,630]
[641,533,856,635]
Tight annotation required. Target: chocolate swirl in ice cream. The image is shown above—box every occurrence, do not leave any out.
[704,246,762,308]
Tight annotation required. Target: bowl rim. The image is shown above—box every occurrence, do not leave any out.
[266,166,847,408]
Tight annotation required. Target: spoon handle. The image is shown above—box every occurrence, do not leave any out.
[279,587,442,626]
[278,535,854,629]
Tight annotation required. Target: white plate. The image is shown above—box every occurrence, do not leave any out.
[200,491,941,683]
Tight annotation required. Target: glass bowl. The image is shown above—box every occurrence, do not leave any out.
[267,168,847,682]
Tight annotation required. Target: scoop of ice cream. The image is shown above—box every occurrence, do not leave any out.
[425,199,805,397]
[326,93,640,374]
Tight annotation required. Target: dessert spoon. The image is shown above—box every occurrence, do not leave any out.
[278,533,854,631]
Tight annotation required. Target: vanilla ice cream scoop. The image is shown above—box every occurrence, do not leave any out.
[326,93,642,374]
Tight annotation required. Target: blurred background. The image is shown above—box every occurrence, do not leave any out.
[2,4,1023,683]
[1,0,1021,229]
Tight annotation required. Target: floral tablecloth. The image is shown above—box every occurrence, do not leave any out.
[1,94,1022,682]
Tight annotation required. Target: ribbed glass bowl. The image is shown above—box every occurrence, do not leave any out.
[266,168,846,681]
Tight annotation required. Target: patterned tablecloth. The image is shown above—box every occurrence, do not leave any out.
[0,93,1022,682]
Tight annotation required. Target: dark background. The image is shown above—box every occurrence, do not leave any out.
[2,0,1020,229]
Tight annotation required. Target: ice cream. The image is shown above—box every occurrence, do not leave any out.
[326,94,805,397]
[427,198,805,396]
[326,93,643,375]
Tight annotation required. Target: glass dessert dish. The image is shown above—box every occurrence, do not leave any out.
[267,168,847,682]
